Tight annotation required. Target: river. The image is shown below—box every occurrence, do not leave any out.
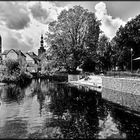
[0,79,140,139]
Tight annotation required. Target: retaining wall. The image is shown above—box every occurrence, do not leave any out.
[68,74,81,82]
[102,76,140,95]
[102,76,140,113]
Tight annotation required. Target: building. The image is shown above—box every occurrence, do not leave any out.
[38,34,46,56]
[1,49,26,66]
[25,52,40,73]
[26,52,40,64]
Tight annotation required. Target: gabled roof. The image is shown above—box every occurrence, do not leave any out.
[2,49,26,57]
[15,49,26,57]
[2,50,9,55]
[26,52,40,63]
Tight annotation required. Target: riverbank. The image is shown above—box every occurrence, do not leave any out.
[68,75,102,92]
[0,71,33,86]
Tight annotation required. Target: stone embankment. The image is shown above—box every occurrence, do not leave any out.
[69,75,140,114]
[102,76,140,95]
[102,76,140,114]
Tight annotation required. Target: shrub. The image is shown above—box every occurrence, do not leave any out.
[4,59,20,75]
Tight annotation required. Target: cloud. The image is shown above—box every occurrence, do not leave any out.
[29,1,68,24]
[0,2,30,30]
[95,2,126,39]
[30,2,50,24]
[0,26,33,53]
[0,1,68,54]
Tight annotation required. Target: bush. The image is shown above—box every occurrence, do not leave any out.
[4,59,20,75]
[17,71,33,86]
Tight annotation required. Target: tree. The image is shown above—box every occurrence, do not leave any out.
[97,35,112,71]
[46,6,101,73]
[112,14,140,70]
[5,59,20,75]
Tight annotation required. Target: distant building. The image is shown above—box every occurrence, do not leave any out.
[25,52,36,65]
[26,52,40,64]
[1,49,26,66]
[38,34,46,56]
[25,52,40,73]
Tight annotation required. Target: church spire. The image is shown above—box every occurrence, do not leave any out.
[38,33,46,56]
[40,34,44,48]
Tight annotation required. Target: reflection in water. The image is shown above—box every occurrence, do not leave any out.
[0,79,140,138]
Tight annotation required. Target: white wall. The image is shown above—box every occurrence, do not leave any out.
[26,54,35,64]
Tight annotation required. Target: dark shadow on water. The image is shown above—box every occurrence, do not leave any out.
[0,79,140,139]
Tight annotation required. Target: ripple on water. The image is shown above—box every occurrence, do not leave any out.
[0,80,140,139]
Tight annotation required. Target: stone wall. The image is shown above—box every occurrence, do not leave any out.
[102,76,140,95]
[102,88,140,113]
[68,74,81,82]
[102,76,140,113]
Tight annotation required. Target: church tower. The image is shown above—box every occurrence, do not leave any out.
[38,34,46,56]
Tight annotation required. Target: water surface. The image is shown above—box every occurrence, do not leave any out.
[0,79,140,139]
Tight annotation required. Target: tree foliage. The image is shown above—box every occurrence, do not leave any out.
[97,35,112,71]
[112,14,140,70]
[46,6,101,73]
[5,59,20,75]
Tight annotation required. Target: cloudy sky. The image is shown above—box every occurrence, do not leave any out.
[0,1,140,54]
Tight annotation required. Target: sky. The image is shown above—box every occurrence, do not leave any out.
[1,1,140,54]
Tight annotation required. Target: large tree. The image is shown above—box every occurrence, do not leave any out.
[112,14,140,70]
[97,35,112,71]
[45,6,101,73]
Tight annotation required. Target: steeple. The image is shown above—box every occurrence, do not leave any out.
[40,34,44,48]
[38,34,46,56]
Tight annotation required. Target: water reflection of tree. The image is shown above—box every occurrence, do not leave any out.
[111,106,140,138]
[0,118,28,138]
[0,84,25,104]
[45,84,102,138]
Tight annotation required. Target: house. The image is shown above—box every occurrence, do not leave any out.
[25,52,40,64]
[1,49,26,66]
[25,52,40,73]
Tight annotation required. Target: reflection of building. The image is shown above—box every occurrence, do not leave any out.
[38,34,46,56]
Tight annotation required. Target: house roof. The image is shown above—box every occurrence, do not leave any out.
[26,52,40,63]
[2,49,26,57]
[2,50,9,55]
[15,50,26,57]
